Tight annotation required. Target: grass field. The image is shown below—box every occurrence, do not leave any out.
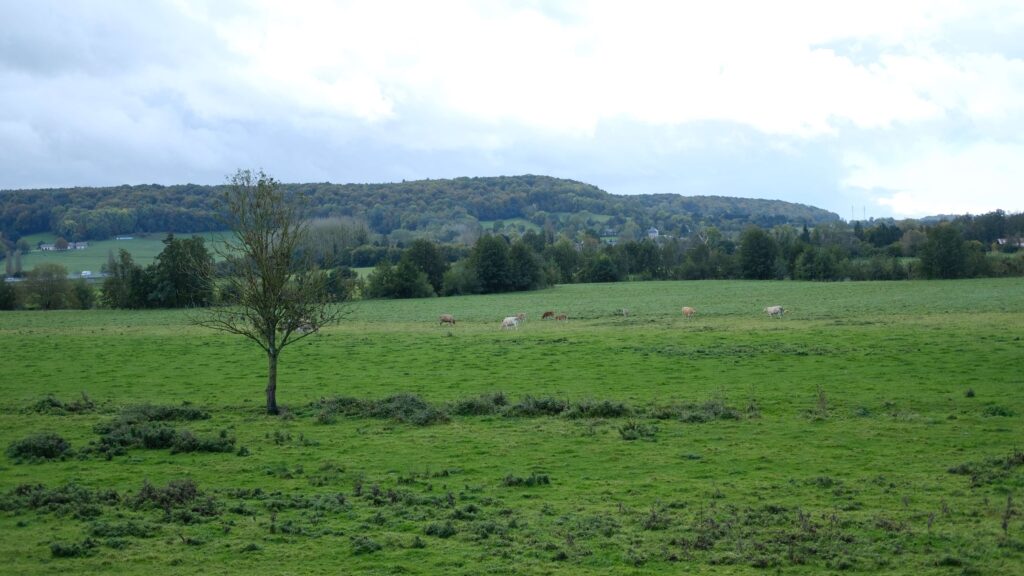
[13,232,228,275]
[1,279,1022,574]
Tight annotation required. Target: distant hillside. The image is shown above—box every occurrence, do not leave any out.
[0,175,840,243]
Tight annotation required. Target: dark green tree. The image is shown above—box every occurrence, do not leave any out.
[919,224,968,279]
[471,235,510,293]
[0,278,16,309]
[739,226,778,280]
[24,263,70,309]
[101,249,148,309]
[507,240,544,291]
[149,234,214,307]
[403,239,447,294]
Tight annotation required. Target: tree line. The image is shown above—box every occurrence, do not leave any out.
[0,175,839,244]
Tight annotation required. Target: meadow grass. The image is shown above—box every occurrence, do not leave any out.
[1,278,1022,574]
[13,232,228,275]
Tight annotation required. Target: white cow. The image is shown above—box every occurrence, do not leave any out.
[501,316,520,330]
[763,305,785,318]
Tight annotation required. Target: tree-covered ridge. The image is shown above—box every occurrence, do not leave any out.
[0,175,840,242]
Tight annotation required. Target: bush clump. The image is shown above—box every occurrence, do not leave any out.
[26,392,96,415]
[618,421,658,441]
[6,432,73,462]
[565,399,632,419]
[505,395,569,417]
[351,535,382,554]
[50,539,98,558]
[450,392,508,416]
[502,473,551,487]
[313,394,449,426]
[424,521,457,538]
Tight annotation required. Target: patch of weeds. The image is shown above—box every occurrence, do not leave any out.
[641,507,672,530]
[853,406,872,417]
[50,538,98,558]
[502,473,551,487]
[983,405,1015,417]
[91,404,213,457]
[948,449,1024,487]
[351,535,382,554]
[90,519,160,538]
[650,398,742,423]
[170,429,236,454]
[424,521,457,538]
[565,399,632,419]
[313,394,449,426]
[131,479,220,521]
[505,395,569,417]
[618,420,657,441]
[240,543,262,553]
[450,392,508,416]
[965,388,976,398]
[0,482,118,518]
[6,432,73,462]
[26,392,96,415]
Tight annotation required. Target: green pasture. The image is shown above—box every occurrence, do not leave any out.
[12,232,228,275]
[1,279,1022,574]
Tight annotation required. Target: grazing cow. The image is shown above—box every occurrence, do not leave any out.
[501,316,519,330]
[764,305,785,318]
[681,306,696,318]
[555,314,568,321]
[620,308,630,317]
[541,311,555,320]
[439,314,456,326]
[515,312,527,323]
[294,321,317,334]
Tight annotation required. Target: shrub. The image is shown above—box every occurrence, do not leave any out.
[26,392,95,415]
[6,432,72,462]
[619,421,657,441]
[565,399,632,419]
[424,521,457,538]
[351,535,382,554]
[502,473,551,487]
[50,539,98,558]
[505,395,568,417]
[983,405,1014,417]
[450,392,508,416]
[90,519,160,538]
[170,430,236,454]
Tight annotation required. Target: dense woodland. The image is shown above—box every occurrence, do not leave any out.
[2,175,1023,309]
[0,175,838,243]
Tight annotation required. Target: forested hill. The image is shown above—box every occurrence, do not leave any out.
[0,175,840,242]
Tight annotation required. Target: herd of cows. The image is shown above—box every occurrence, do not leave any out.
[437,305,786,330]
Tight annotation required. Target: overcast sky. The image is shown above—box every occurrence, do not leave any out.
[2,1,1022,218]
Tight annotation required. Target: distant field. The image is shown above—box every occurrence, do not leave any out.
[12,232,229,275]
[1,279,1022,575]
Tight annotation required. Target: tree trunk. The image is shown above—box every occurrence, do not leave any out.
[266,350,279,415]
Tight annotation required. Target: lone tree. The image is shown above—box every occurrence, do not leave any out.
[198,169,339,415]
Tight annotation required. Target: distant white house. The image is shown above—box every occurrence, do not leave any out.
[81,271,93,278]
[647,227,659,239]
[39,241,89,251]
[116,236,134,240]
[997,238,1024,248]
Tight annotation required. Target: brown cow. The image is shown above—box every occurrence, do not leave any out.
[555,314,568,321]
[541,311,555,320]
[681,306,696,318]
[439,314,456,326]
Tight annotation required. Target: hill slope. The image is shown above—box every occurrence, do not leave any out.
[0,175,840,242]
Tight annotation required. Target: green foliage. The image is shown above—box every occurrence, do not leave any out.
[6,432,72,462]
[919,223,969,279]
[22,262,70,309]
[739,226,778,280]
[471,234,510,293]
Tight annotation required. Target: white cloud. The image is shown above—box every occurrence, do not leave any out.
[843,140,1024,217]
[1,0,1022,217]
